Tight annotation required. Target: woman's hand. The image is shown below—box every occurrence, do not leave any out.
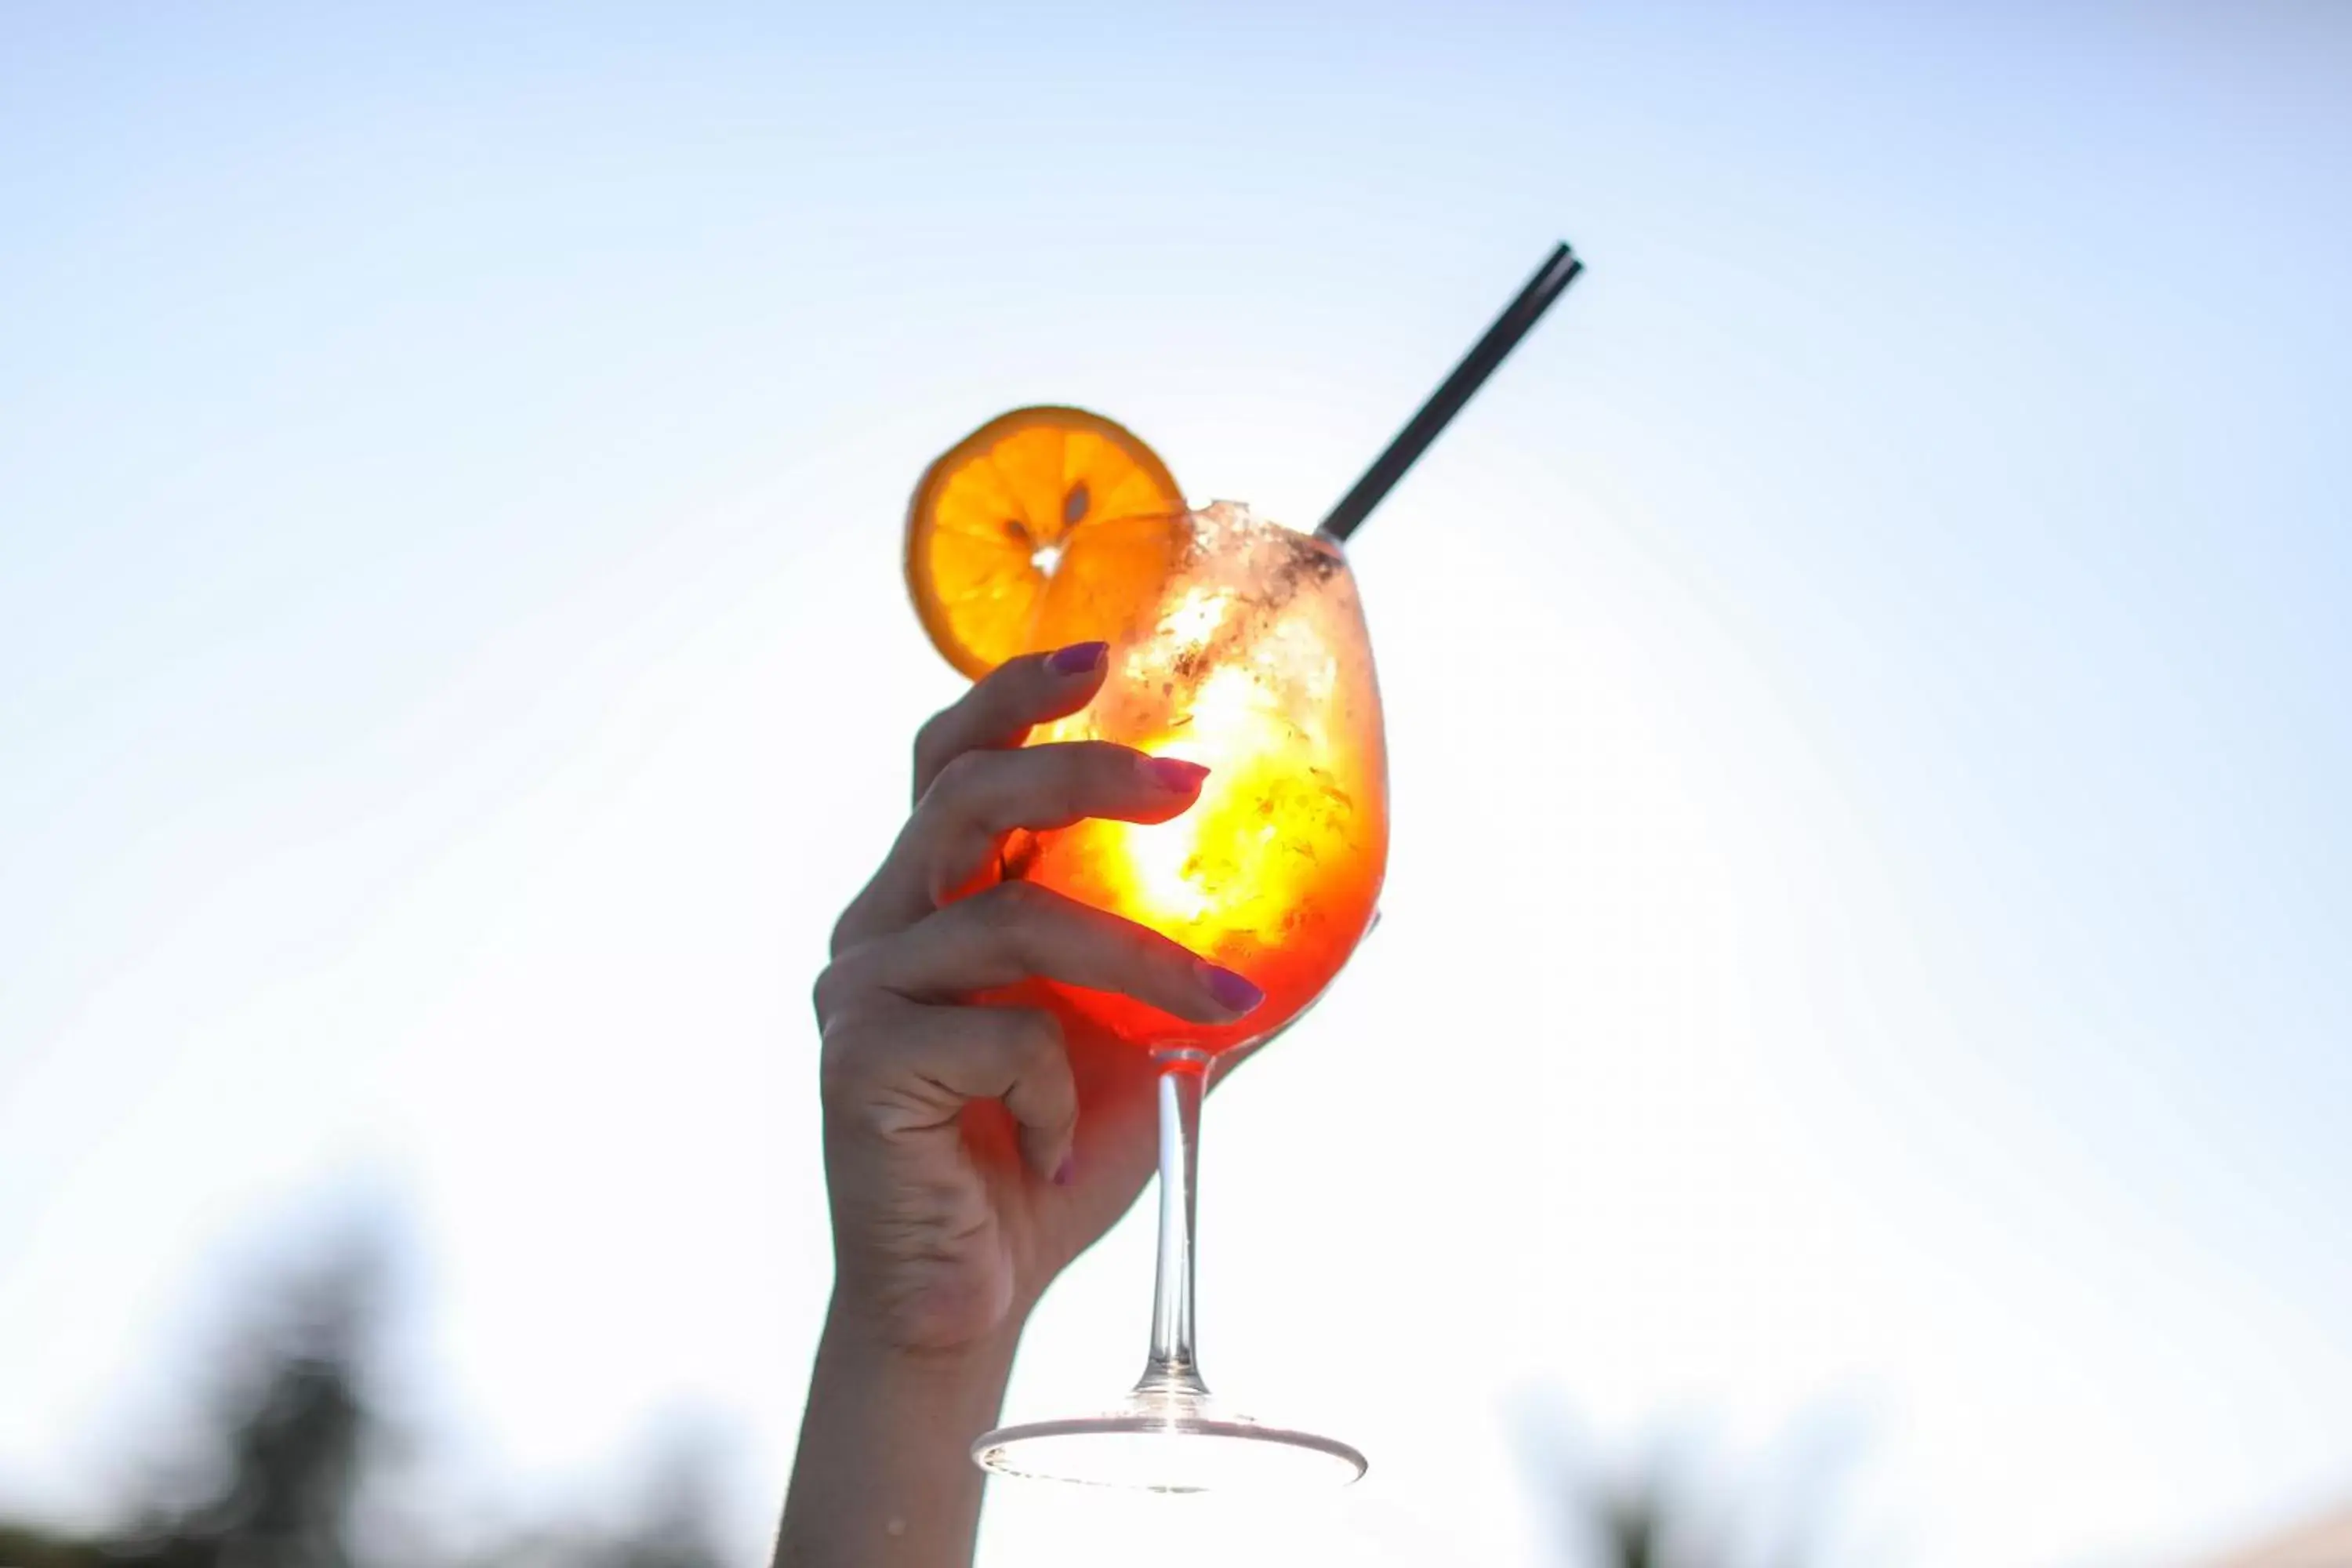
[780,640,1272,1567]
[811,640,1265,1356]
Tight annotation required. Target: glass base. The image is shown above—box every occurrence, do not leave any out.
[973,1399,1366,1493]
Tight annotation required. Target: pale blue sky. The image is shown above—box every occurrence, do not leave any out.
[2,5,2347,1565]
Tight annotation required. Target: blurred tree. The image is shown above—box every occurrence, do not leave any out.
[0,1229,731,1568]
[0,1522,108,1568]
[1600,1489,1667,1568]
[1519,1395,1857,1568]
[78,1240,379,1568]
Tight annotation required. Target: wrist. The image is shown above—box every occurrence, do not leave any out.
[777,1295,1023,1567]
[815,1289,1025,1395]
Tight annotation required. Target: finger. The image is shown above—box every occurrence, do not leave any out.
[946,1006,1077,1181]
[918,745,1210,902]
[823,881,1264,1027]
[836,743,1209,946]
[825,1000,1077,1181]
[911,641,1110,804]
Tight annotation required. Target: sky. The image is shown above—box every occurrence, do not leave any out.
[2,2,2349,1564]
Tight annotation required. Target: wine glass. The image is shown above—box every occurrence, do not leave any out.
[972,500,1387,1490]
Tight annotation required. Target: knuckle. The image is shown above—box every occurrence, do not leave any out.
[818,996,926,1101]
[912,710,960,786]
[1040,756,1090,821]
[815,1010,875,1097]
[949,882,1043,972]
[811,960,850,1026]
[812,955,895,1094]
[979,878,1046,924]
[827,899,880,959]
[1003,1005,1065,1065]
[926,747,989,809]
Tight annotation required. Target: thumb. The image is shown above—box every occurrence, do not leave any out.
[923,1005,1079,1184]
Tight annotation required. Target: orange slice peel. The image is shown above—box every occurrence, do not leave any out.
[906,405,1186,678]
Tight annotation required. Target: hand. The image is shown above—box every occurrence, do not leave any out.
[811,641,1266,1356]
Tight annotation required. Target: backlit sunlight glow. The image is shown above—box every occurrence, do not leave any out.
[1028,506,1388,1053]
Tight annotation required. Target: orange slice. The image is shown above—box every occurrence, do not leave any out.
[906,406,1186,678]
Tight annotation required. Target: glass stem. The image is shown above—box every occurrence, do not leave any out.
[1134,1048,1212,1406]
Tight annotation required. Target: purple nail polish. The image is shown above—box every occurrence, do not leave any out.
[1052,1152,1076,1187]
[1046,641,1108,675]
[1138,755,1210,792]
[1197,962,1265,1014]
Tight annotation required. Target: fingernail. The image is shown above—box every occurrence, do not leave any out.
[1052,1152,1076,1187]
[1046,641,1108,675]
[1196,961,1265,1015]
[1138,755,1210,793]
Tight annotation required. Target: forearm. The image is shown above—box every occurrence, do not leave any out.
[773,1299,1020,1568]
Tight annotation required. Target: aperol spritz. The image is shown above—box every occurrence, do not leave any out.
[974,501,1385,1490]
[945,243,1578,1494]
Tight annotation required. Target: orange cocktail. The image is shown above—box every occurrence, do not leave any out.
[1013,502,1387,1054]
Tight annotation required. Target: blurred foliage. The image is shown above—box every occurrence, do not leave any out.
[0,1236,729,1568]
[2,1225,1865,1568]
[1522,1393,1859,1568]
[0,1522,107,1568]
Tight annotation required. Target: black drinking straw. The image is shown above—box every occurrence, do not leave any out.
[1316,241,1582,543]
